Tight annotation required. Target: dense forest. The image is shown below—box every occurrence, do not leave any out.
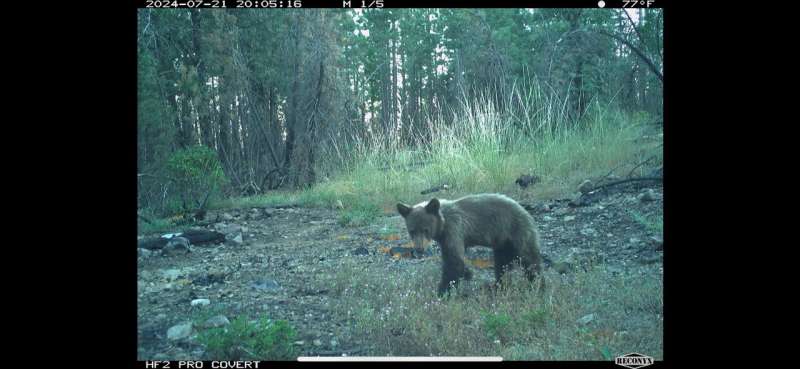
[137,8,662,216]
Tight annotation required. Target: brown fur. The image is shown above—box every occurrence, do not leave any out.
[397,193,543,296]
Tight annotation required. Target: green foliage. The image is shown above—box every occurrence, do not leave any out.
[522,307,549,328]
[165,145,228,212]
[481,311,513,342]
[338,199,382,226]
[196,315,298,361]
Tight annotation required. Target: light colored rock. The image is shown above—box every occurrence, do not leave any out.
[191,298,211,307]
[161,269,182,281]
[203,315,230,328]
[578,180,593,194]
[167,322,193,340]
[577,313,595,325]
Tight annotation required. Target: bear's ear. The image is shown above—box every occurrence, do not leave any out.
[425,198,440,214]
[397,203,412,218]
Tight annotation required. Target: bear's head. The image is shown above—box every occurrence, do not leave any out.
[397,198,444,254]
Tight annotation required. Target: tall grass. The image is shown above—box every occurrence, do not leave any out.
[205,80,660,216]
[316,80,659,211]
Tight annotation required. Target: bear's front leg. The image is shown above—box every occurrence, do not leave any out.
[438,239,469,296]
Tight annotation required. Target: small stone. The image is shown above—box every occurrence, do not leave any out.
[580,228,596,236]
[563,215,576,222]
[191,298,211,307]
[313,339,323,347]
[203,315,230,328]
[335,200,344,210]
[578,180,593,194]
[161,269,182,281]
[543,215,555,222]
[167,322,193,340]
[252,278,281,292]
[293,341,305,346]
[231,233,244,245]
[222,213,234,221]
[577,313,595,325]
[650,235,664,251]
[352,246,369,256]
[163,237,191,256]
[637,189,657,202]
[138,248,153,258]
[330,339,338,348]
[629,237,640,244]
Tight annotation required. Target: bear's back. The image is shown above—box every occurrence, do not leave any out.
[441,193,535,246]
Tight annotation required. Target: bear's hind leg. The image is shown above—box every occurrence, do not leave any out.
[515,234,544,287]
[493,245,517,285]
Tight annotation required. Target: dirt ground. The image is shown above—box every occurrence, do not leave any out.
[137,183,663,360]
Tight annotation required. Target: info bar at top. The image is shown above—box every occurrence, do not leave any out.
[297,356,504,362]
[138,0,663,9]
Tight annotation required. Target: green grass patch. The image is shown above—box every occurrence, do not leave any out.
[337,198,382,226]
[196,314,298,361]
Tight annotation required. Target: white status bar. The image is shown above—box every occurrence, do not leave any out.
[297,356,503,362]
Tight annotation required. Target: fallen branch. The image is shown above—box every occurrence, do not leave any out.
[589,177,662,193]
[626,155,658,179]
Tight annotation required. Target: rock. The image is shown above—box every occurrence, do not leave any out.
[650,235,664,251]
[330,339,338,348]
[569,192,589,207]
[578,180,593,194]
[553,208,569,216]
[577,313,595,325]
[352,246,370,256]
[228,233,244,245]
[219,224,243,236]
[629,237,640,245]
[222,213,234,221]
[190,298,211,307]
[202,315,230,328]
[167,322,193,341]
[313,339,323,347]
[161,269,182,281]
[335,200,344,210]
[138,248,153,258]
[580,227,597,237]
[539,204,551,212]
[563,215,576,222]
[251,278,281,292]
[543,215,555,222]
[293,341,305,346]
[163,237,191,256]
[637,189,657,202]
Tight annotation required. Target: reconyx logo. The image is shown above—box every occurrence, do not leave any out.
[615,353,655,368]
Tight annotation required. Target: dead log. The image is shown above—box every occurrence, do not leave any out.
[138,229,225,250]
